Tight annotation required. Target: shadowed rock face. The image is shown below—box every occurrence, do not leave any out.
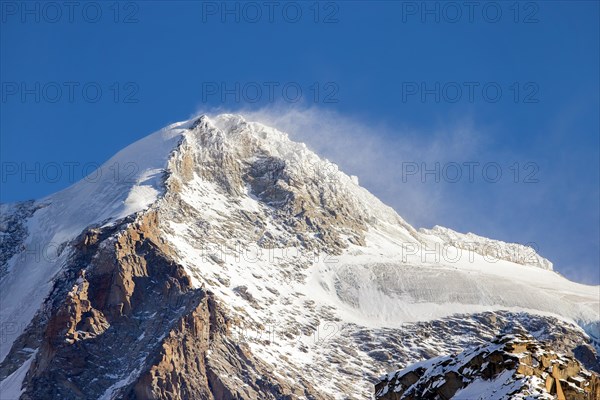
[0,201,45,279]
[375,334,600,400]
[1,211,328,400]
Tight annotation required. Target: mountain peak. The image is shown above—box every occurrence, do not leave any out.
[1,114,598,399]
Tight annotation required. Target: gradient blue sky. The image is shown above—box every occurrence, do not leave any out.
[1,1,598,284]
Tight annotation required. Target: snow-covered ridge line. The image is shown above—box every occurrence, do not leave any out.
[203,114,554,272]
[0,119,190,363]
[420,225,553,270]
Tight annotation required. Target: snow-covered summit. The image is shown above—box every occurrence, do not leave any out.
[161,114,598,329]
[2,115,597,357]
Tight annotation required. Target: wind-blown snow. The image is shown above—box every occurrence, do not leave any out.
[179,115,598,330]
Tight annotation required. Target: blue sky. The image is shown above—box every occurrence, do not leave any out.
[1,1,598,284]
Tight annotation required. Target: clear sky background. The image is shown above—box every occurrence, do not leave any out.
[1,1,598,284]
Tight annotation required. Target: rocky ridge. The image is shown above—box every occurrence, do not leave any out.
[375,334,600,400]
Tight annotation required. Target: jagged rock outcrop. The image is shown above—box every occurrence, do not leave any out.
[0,209,327,399]
[375,334,600,400]
[166,115,371,255]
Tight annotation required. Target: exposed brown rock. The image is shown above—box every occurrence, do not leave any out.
[376,335,600,400]
[127,281,328,400]
[1,207,329,400]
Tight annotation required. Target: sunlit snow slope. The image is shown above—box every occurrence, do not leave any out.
[0,119,189,362]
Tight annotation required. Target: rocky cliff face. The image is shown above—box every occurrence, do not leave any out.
[1,114,598,399]
[375,334,600,400]
[1,210,328,399]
